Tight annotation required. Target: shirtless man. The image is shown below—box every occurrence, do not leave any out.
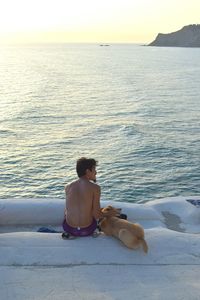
[62,157,103,238]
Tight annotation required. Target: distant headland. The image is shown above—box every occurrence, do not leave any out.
[148,24,200,47]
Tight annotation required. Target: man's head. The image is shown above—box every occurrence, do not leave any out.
[76,157,98,181]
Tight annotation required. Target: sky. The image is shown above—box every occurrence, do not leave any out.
[0,0,200,44]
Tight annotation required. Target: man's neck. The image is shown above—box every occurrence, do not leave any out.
[79,176,96,183]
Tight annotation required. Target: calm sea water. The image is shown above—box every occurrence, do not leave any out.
[0,43,200,203]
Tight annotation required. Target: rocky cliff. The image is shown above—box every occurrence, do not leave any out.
[149,24,200,47]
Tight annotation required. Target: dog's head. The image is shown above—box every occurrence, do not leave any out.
[101,205,121,217]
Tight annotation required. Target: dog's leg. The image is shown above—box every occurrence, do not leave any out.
[118,229,148,253]
[99,219,112,236]
[118,229,140,249]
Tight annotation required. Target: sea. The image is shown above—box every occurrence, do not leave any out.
[0,43,199,203]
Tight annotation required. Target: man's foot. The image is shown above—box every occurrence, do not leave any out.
[61,232,76,240]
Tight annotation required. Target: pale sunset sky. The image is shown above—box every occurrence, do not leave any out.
[0,0,199,44]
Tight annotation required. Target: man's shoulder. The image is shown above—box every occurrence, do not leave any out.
[89,181,100,191]
[65,180,78,190]
[65,179,100,191]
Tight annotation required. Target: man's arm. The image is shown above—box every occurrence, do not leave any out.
[92,184,103,220]
[64,184,69,214]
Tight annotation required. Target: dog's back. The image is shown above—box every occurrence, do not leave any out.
[100,206,148,253]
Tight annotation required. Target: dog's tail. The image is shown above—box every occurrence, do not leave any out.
[139,238,148,253]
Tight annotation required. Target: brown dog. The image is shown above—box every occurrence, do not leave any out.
[100,206,148,253]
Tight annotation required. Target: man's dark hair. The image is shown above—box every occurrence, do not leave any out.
[76,157,98,178]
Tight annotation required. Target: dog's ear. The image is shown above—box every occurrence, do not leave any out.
[101,207,109,213]
[102,206,112,216]
[107,205,112,209]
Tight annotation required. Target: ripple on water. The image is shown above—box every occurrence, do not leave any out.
[0,44,200,201]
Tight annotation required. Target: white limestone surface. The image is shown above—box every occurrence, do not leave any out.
[0,196,200,300]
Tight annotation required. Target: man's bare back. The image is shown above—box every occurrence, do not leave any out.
[64,158,102,229]
[65,178,101,227]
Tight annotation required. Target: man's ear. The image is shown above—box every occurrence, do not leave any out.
[85,169,91,178]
